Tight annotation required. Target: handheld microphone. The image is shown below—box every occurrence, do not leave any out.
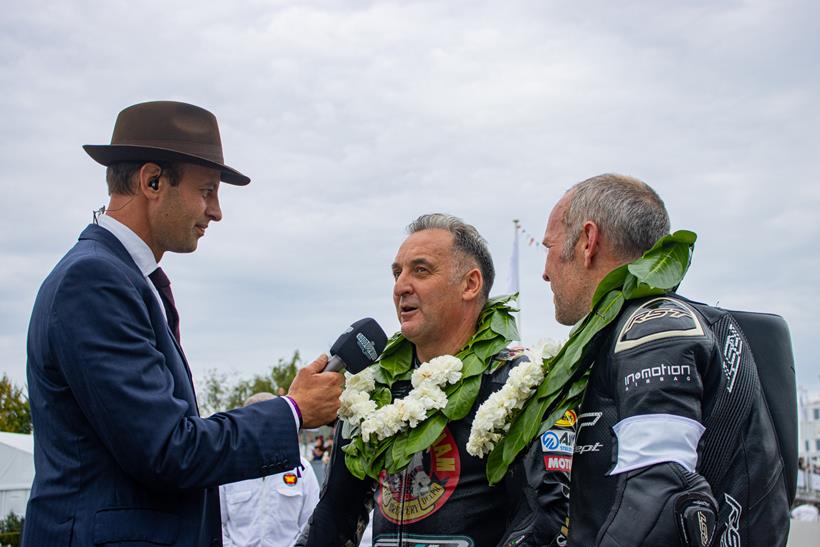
[325,318,388,374]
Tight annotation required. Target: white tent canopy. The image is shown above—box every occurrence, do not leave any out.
[0,432,34,517]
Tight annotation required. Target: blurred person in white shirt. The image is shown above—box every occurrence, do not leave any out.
[220,393,320,546]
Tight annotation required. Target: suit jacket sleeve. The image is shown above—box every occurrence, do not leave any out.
[48,255,300,489]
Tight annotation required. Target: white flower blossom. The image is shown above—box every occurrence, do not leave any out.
[529,338,563,362]
[411,355,463,388]
[361,403,403,442]
[407,383,448,410]
[395,397,427,428]
[339,389,377,426]
[340,355,464,443]
[467,342,557,458]
[345,366,377,392]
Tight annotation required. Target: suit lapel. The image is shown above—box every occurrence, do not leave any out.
[79,224,199,411]
[168,329,199,414]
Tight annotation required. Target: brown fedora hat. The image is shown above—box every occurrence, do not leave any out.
[83,101,250,185]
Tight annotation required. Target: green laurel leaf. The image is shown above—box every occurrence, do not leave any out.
[459,353,485,378]
[443,375,482,420]
[403,412,448,457]
[371,386,392,408]
[378,341,413,380]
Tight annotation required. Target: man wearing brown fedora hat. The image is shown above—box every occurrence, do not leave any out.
[23,101,343,546]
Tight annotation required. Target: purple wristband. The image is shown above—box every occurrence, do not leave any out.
[284,396,303,428]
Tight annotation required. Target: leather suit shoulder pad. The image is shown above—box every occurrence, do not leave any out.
[614,296,706,354]
[488,349,531,383]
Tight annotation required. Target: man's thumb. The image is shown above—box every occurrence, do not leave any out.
[304,354,329,373]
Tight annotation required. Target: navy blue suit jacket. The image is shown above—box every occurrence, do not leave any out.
[24,224,301,546]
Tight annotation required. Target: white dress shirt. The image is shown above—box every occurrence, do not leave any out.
[220,457,320,547]
[96,213,166,319]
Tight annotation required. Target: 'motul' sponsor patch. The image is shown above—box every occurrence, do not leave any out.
[615,297,704,354]
[544,455,573,472]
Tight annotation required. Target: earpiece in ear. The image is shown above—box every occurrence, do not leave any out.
[148,177,160,190]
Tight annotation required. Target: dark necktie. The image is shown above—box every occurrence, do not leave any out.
[149,267,181,344]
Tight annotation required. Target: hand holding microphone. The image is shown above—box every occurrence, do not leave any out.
[287,318,387,428]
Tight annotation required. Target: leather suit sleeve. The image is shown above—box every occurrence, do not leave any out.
[598,298,719,546]
[599,462,715,546]
[297,424,376,547]
[497,424,572,547]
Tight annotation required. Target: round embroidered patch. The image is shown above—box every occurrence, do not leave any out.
[377,427,461,524]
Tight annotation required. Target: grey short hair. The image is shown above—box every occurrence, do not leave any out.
[407,213,495,302]
[563,174,670,261]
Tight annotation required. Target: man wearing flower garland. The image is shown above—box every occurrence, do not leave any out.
[541,174,789,546]
[300,213,572,547]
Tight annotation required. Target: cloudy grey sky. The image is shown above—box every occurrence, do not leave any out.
[2,0,818,394]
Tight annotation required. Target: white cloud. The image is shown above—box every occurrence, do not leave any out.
[1,0,818,391]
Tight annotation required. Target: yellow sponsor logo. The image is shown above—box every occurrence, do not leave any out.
[555,409,577,427]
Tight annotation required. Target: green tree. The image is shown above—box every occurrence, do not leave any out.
[0,375,31,434]
[0,511,24,546]
[198,351,303,415]
[200,368,230,418]
[271,350,300,393]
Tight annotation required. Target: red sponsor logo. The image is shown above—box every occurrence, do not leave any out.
[544,455,572,472]
[378,427,460,524]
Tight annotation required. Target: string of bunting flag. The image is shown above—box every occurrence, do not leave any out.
[513,219,545,251]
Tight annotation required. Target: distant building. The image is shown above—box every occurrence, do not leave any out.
[0,432,34,517]
[797,387,820,506]
[799,388,820,467]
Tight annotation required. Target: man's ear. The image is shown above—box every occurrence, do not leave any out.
[137,163,163,198]
[581,220,601,268]
[462,268,483,302]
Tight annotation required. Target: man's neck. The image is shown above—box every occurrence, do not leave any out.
[414,322,477,364]
[106,199,163,262]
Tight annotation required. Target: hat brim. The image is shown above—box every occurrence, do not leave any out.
[83,144,250,186]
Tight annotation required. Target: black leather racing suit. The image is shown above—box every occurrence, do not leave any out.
[569,295,789,546]
[300,350,572,547]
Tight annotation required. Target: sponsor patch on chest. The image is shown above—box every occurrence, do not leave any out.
[555,409,577,427]
[623,362,693,391]
[377,427,460,525]
[615,298,704,354]
[544,455,573,472]
[541,429,576,454]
